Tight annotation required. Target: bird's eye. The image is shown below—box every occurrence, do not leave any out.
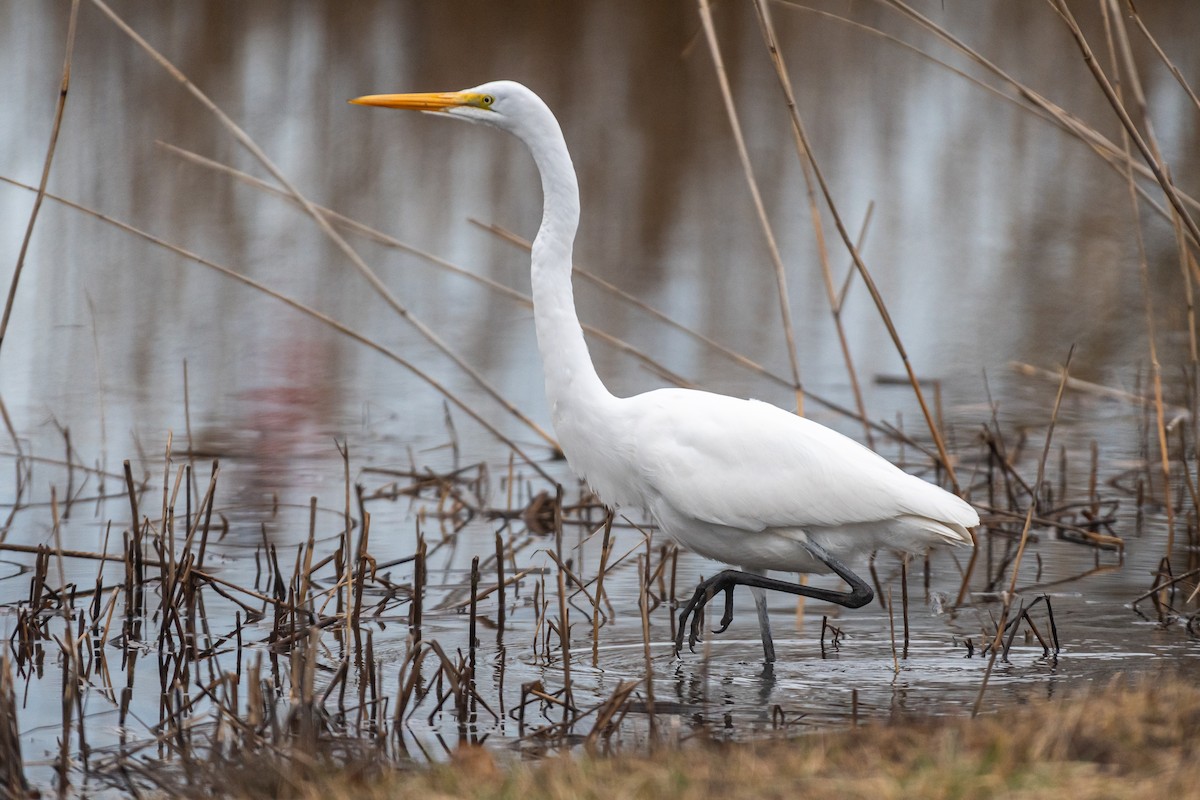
[482,95,495,107]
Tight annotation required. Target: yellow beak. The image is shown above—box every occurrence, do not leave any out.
[350,91,499,114]
[349,92,465,111]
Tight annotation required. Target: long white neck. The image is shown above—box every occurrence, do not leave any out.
[521,106,614,429]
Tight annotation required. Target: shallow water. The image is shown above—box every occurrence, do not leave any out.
[2,0,1199,791]
[4,438,1198,788]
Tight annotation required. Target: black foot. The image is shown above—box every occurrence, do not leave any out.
[675,571,742,653]
[673,545,874,658]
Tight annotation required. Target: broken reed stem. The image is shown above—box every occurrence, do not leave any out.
[61,427,73,520]
[1000,600,1026,663]
[453,568,535,608]
[494,530,506,635]
[0,652,29,797]
[0,0,79,358]
[469,555,479,687]
[123,459,140,541]
[592,514,614,668]
[163,439,178,603]
[697,0,805,414]
[638,547,658,742]
[49,488,72,630]
[352,511,371,665]
[50,486,82,798]
[887,585,899,674]
[974,346,1074,716]
[191,460,219,571]
[901,555,910,660]
[57,632,73,798]
[182,359,195,466]
[338,439,352,652]
[553,486,573,719]
[298,497,317,610]
[412,526,425,645]
[0,541,163,566]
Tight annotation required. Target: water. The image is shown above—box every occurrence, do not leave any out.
[2,0,1199,791]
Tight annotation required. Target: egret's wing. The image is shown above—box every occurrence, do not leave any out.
[629,390,976,535]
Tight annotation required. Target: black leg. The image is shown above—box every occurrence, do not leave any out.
[674,543,874,655]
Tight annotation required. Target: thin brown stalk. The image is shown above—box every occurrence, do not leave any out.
[592,515,614,668]
[349,509,370,664]
[0,541,162,567]
[180,462,218,560]
[1102,5,1196,368]
[298,497,317,609]
[469,556,480,686]
[1121,1,1200,116]
[552,487,573,717]
[50,487,83,797]
[887,585,898,674]
[1098,0,1177,557]
[0,397,20,462]
[0,0,79,357]
[495,530,507,633]
[83,294,110,483]
[1048,0,1200,247]
[448,568,534,608]
[697,0,805,414]
[900,555,910,659]
[752,0,874,446]
[542,549,599,611]
[338,440,353,652]
[837,203,876,311]
[638,548,657,741]
[1017,345,1074,581]
[733,1,961,490]
[0,653,29,797]
[585,678,640,746]
[1010,361,1189,421]
[973,346,1074,716]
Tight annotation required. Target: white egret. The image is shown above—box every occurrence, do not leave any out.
[350,81,978,662]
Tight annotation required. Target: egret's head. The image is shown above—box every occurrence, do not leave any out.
[349,80,536,133]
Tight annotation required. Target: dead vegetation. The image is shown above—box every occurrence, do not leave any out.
[198,674,1200,800]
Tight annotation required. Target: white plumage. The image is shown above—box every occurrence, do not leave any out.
[351,80,978,661]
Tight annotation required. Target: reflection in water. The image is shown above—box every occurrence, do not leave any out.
[189,326,344,503]
[1,0,1199,788]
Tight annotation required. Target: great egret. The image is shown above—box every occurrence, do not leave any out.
[350,81,978,662]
